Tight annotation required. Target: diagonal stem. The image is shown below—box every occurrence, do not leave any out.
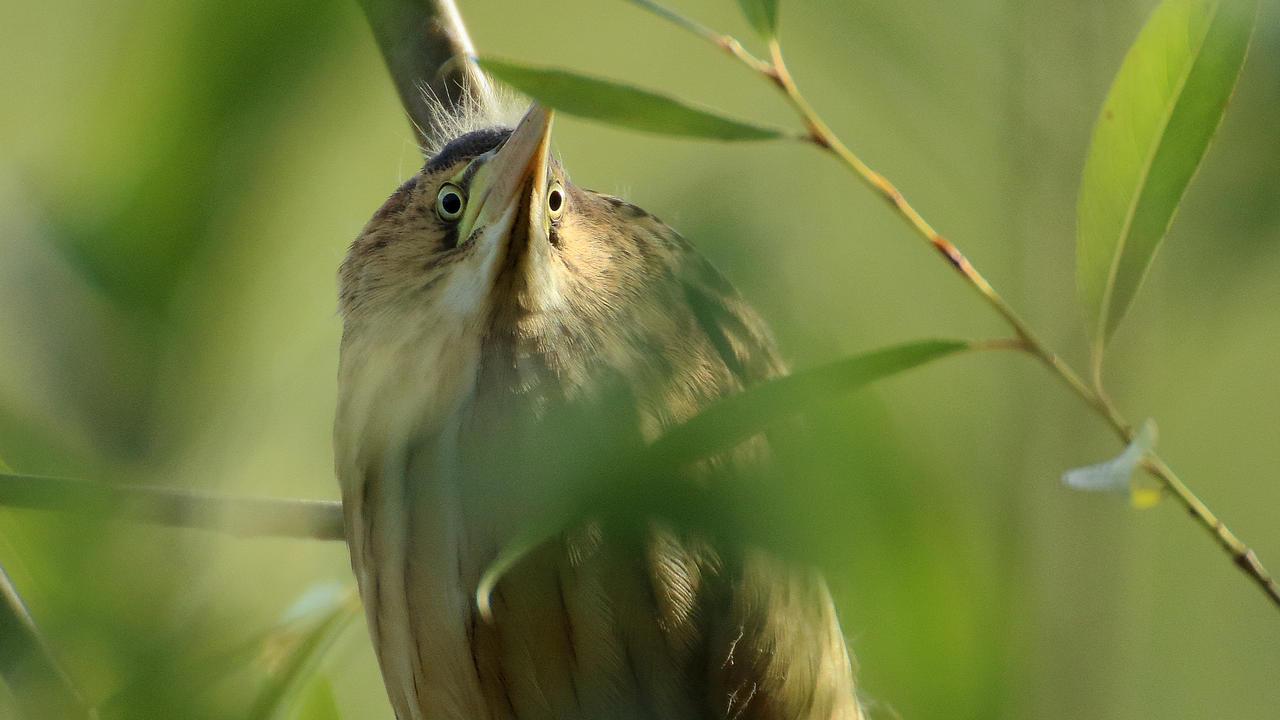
[765,40,1279,612]
[355,0,495,146]
[630,0,1280,613]
[760,41,1134,436]
[1142,455,1280,605]
[761,40,1280,613]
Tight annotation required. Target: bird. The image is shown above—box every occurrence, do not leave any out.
[333,98,866,720]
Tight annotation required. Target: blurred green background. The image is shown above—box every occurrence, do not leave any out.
[1,0,1278,718]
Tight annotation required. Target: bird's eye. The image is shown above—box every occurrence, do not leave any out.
[436,183,466,222]
[547,182,565,220]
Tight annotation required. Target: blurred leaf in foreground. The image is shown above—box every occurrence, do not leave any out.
[250,583,359,720]
[289,676,342,720]
[1062,419,1162,508]
[1076,0,1258,362]
[0,564,96,719]
[475,339,973,606]
[1,449,92,718]
[477,59,783,140]
[652,339,972,465]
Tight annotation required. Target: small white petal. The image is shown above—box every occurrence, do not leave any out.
[1062,419,1158,496]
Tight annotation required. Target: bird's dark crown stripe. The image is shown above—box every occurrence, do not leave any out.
[426,127,513,173]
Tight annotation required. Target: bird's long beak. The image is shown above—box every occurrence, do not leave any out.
[457,103,554,254]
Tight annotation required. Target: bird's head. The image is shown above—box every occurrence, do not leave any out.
[337,102,675,426]
[340,102,672,363]
[335,101,782,482]
[340,103,569,328]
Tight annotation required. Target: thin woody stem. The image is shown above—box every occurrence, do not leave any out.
[652,19,1280,611]
[624,3,1101,409]
[1142,455,1280,605]
[755,40,1280,612]
[762,41,1121,433]
[625,0,773,74]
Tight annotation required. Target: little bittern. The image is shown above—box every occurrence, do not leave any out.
[336,102,864,720]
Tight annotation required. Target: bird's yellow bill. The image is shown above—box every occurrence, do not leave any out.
[457,104,554,247]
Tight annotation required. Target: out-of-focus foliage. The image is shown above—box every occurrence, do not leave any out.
[0,562,95,718]
[477,59,784,139]
[248,584,359,720]
[1,1,1278,719]
[1076,0,1257,356]
[648,340,973,466]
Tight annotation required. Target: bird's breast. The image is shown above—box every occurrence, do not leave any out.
[335,314,494,720]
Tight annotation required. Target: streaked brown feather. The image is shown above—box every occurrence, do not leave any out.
[337,127,864,720]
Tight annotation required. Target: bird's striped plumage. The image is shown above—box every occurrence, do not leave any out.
[336,109,864,720]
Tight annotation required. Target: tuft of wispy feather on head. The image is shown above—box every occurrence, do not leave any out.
[415,73,528,158]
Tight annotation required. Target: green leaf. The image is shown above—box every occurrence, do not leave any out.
[248,585,360,720]
[476,59,783,140]
[652,340,971,465]
[1076,0,1257,360]
[735,0,780,39]
[0,565,96,719]
[474,340,971,606]
[1062,419,1162,507]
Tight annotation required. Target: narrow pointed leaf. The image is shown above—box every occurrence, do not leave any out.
[0,565,97,719]
[477,59,782,140]
[653,340,972,465]
[1077,0,1257,357]
[476,340,971,604]
[0,455,95,718]
[735,0,780,39]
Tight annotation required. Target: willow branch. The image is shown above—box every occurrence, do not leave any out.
[769,41,1278,612]
[0,473,345,541]
[356,0,495,146]
[628,0,1280,613]
[766,43,1279,612]
[1142,455,1280,604]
